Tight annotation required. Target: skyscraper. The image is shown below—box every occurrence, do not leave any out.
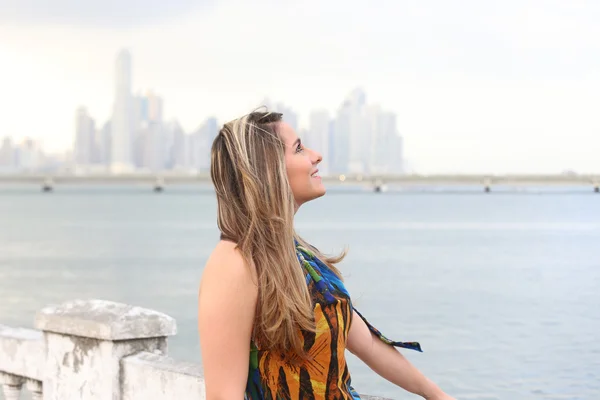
[189,117,218,171]
[16,138,41,171]
[367,108,401,174]
[345,88,368,174]
[74,106,95,166]
[0,137,15,170]
[110,49,134,173]
[95,121,111,166]
[98,120,112,167]
[332,88,367,174]
[146,91,163,123]
[165,120,186,170]
[132,90,166,171]
[332,104,350,174]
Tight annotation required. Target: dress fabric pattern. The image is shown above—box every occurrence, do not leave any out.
[244,243,422,400]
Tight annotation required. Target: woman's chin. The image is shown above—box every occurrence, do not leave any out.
[313,184,327,199]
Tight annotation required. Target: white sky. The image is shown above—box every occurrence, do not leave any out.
[0,0,599,173]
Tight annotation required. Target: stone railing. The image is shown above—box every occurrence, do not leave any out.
[0,299,390,400]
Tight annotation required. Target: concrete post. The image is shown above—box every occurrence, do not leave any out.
[0,372,24,400]
[26,378,43,400]
[34,299,176,400]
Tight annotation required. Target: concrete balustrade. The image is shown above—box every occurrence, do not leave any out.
[0,299,390,400]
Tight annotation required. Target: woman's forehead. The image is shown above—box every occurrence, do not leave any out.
[277,122,298,145]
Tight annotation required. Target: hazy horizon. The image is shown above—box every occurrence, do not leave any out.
[1,0,599,174]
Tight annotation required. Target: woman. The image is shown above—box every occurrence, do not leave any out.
[198,110,454,399]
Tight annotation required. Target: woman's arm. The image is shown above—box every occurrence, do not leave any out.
[198,242,258,400]
[346,310,454,400]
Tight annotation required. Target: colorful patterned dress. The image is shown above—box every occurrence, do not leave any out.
[244,243,422,399]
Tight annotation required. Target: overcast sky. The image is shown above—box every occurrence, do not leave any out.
[1,0,599,173]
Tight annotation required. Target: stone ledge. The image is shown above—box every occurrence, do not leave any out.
[34,299,177,341]
[122,351,206,400]
[124,351,204,377]
[0,325,44,380]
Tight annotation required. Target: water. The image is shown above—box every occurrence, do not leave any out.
[1,184,599,399]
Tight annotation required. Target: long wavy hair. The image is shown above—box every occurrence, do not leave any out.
[210,109,346,357]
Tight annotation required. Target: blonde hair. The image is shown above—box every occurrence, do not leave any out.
[210,109,345,357]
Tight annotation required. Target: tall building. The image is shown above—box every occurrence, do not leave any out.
[110,49,134,173]
[364,104,382,174]
[165,120,186,170]
[330,89,403,175]
[132,90,166,171]
[146,91,163,123]
[132,94,146,168]
[332,88,367,174]
[381,111,404,174]
[74,106,95,166]
[389,129,404,174]
[139,122,165,172]
[308,110,331,175]
[0,137,15,170]
[345,88,368,174]
[133,90,163,126]
[98,121,112,166]
[332,105,350,174]
[189,117,218,171]
[15,138,41,171]
[366,108,393,174]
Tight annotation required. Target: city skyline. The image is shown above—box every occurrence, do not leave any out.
[1,1,599,173]
[0,49,405,175]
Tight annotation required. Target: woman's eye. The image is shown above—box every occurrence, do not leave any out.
[296,144,304,153]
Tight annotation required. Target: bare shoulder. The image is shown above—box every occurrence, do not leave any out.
[198,240,258,311]
[201,240,258,288]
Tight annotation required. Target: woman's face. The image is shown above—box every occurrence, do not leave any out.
[278,122,325,208]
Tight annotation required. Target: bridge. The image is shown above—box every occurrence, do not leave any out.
[0,173,599,192]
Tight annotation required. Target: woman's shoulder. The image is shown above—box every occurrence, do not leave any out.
[202,239,258,288]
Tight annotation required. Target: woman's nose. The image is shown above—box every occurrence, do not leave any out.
[312,149,322,164]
